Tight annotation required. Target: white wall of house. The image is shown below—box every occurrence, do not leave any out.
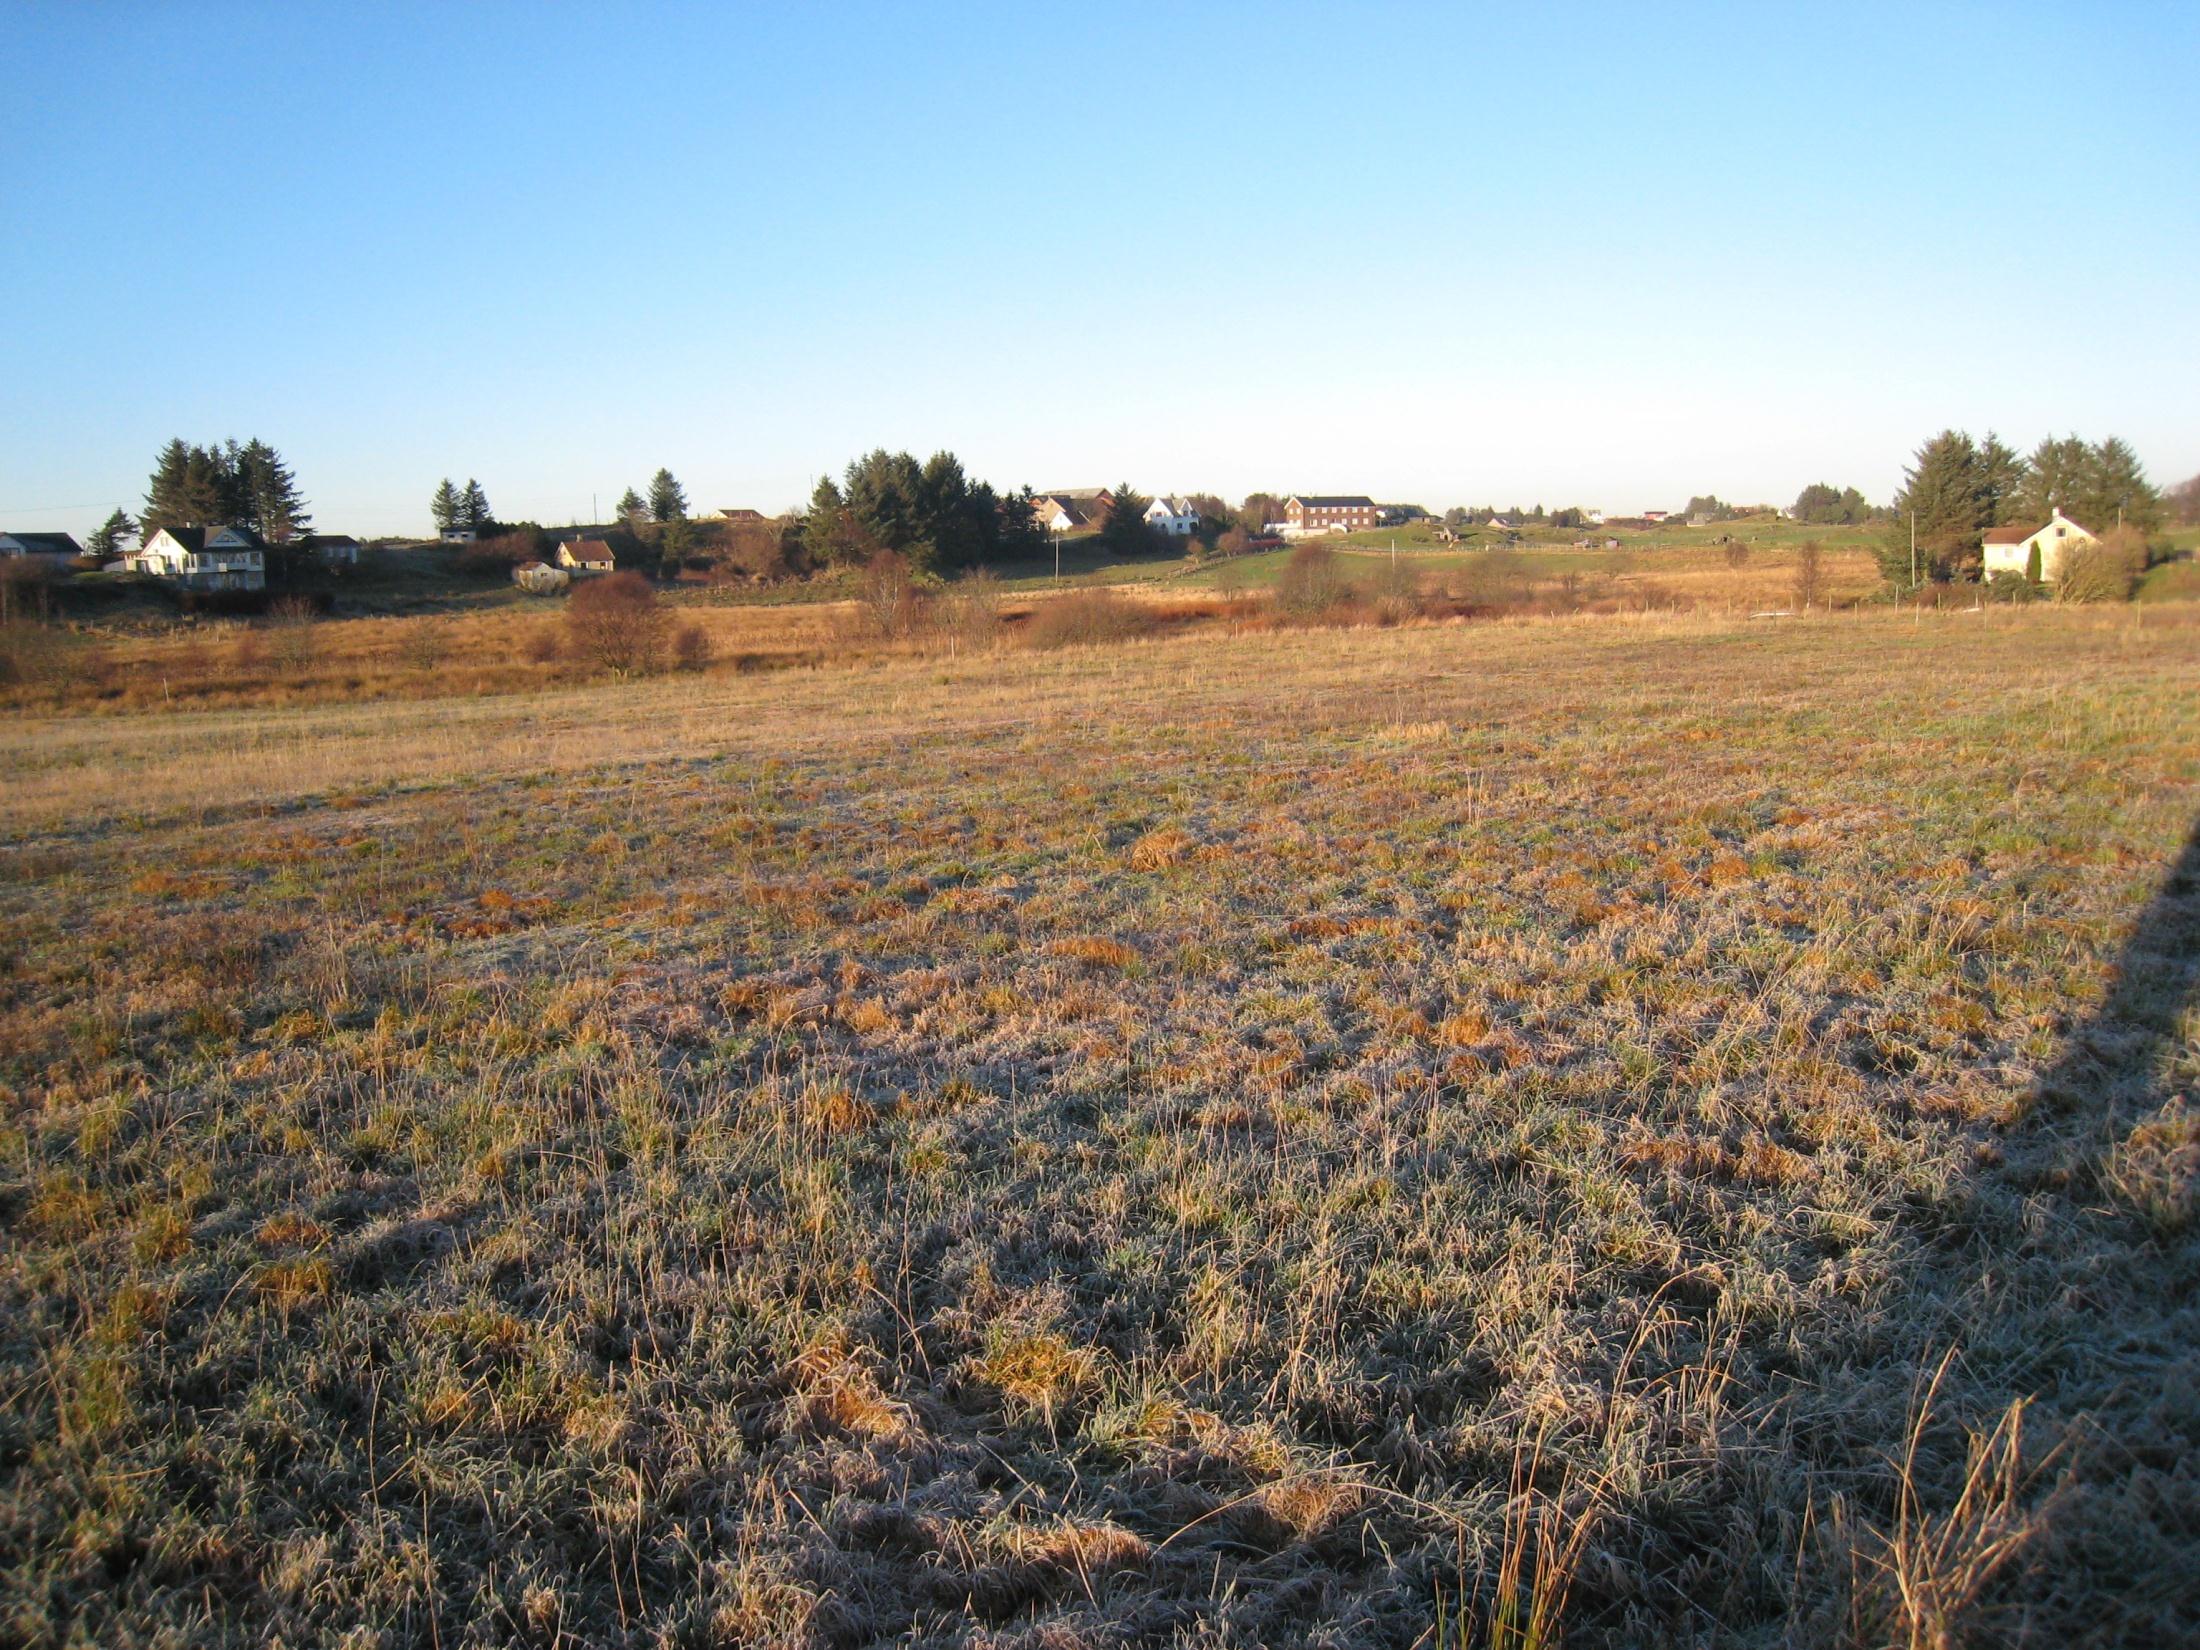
[1982,510,2097,581]
[134,528,267,590]
[1144,498,1197,536]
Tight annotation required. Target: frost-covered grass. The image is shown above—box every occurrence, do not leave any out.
[2,605,2195,1647]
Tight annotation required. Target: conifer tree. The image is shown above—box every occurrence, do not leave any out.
[462,479,492,530]
[617,487,647,527]
[86,508,136,559]
[430,479,463,533]
[142,439,195,536]
[1884,430,1992,584]
[648,468,688,522]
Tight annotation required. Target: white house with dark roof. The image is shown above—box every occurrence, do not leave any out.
[1982,508,2097,583]
[0,531,82,564]
[130,526,267,590]
[1143,496,1198,537]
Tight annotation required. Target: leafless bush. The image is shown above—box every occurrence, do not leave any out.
[267,597,318,676]
[521,625,563,665]
[939,569,1004,652]
[1275,543,1353,618]
[855,550,927,639]
[2055,526,2146,603]
[671,621,712,672]
[1724,540,1751,569]
[1794,541,1825,609]
[397,620,448,673]
[1024,588,1157,649]
[563,570,668,676]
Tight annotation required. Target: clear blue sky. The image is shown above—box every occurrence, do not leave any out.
[3,2,2194,539]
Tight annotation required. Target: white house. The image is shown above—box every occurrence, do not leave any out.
[1982,509,2097,582]
[556,538,617,574]
[130,526,267,591]
[0,531,82,564]
[1143,495,1198,537]
[440,527,477,544]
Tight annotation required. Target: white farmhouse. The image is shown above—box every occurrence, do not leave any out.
[130,526,267,591]
[1143,495,1199,537]
[1982,509,2097,583]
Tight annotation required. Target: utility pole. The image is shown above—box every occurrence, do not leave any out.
[1910,510,1917,588]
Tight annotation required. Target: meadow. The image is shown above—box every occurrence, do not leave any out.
[1,604,2196,1647]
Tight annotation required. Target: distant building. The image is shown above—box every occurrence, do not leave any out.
[0,531,83,564]
[1284,495,1378,536]
[556,539,617,574]
[720,508,767,525]
[1376,504,1428,526]
[440,527,477,544]
[130,526,267,590]
[1982,509,2097,582]
[1487,515,1516,530]
[296,532,361,566]
[1143,495,1198,537]
[1640,510,1669,523]
[1033,488,1114,534]
[1585,510,1605,526]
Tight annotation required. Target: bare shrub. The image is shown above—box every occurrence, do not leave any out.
[855,550,927,640]
[1794,541,1825,609]
[396,620,448,673]
[2055,525,2146,603]
[1724,539,1751,569]
[266,597,318,677]
[1024,588,1157,649]
[521,624,563,665]
[1366,555,1426,625]
[0,558,58,626]
[1275,542,1352,619]
[940,568,1004,652]
[563,570,668,677]
[670,621,712,672]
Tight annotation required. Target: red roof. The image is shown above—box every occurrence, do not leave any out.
[1982,525,2031,545]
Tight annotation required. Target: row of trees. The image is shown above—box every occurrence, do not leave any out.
[1886,430,2163,584]
[1791,483,1875,525]
[429,478,495,534]
[802,450,1049,573]
[144,438,310,541]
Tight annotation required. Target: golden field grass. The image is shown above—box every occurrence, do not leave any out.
[1,604,2196,1647]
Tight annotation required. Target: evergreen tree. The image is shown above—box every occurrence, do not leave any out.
[462,479,492,530]
[2015,435,2089,524]
[2024,540,2042,584]
[617,487,648,528]
[1977,433,2025,525]
[1885,429,1991,584]
[843,450,925,555]
[2080,437,2161,535]
[142,440,195,536]
[1099,483,1155,556]
[659,515,695,576]
[430,479,463,533]
[236,439,309,541]
[86,508,136,559]
[648,468,688,522]
[997,485,1047,562]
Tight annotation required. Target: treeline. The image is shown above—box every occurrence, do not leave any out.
[1888,430,2164,584]
[142,438,310,541]
[803,450,1049,572]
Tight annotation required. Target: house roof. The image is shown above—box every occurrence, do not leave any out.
[151,525,267,553]
[0,531,83,555]
[720,508,766,522]
[1982,525,2031,545]
[297,532,360,548]
[1040,488,1112,504]
[566,538,616,561]
[1291,495,1376,508]
[1047,503,1092,527]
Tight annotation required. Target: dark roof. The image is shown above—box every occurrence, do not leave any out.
[151,525,268,553]
[298,532,360,548]
[0,531,83,555]
[1292,495,1376,508]
[720,507,766,522]
[1040,488,1112,503]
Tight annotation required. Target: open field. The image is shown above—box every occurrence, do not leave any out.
[2,607,2197,1647]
